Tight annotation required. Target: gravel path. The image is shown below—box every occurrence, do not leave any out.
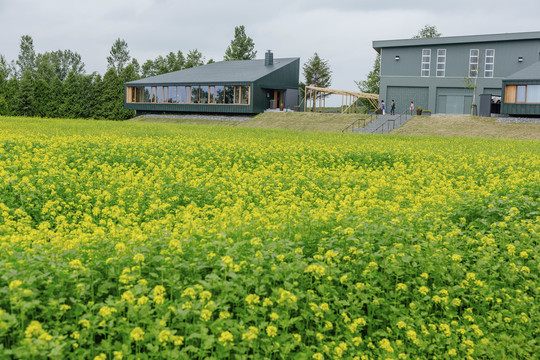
[496,117,540,123]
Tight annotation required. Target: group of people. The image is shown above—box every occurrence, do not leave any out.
[380,100,416,115]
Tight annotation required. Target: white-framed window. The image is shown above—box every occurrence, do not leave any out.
[469,49,479,77]
[436,49,446,77]
[484,49,495,78]
[421,49,431,77]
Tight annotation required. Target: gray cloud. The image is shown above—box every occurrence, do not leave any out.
[1,0,539,105]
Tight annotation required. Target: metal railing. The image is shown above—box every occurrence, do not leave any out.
[370,109,411,134]
[341,114,375,133]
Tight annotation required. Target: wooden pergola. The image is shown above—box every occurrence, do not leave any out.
[304,86,379,113]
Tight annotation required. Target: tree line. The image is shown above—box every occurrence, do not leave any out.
[0,25,258,120]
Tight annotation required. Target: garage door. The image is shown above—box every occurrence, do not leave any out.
[386,87,429,114]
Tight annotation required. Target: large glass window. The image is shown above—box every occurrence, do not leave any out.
[421,49,431,77]
[215,86,225,103]
[224,86,235,104]
[484,49,495,78]
[516,85,526,102]
[240,86,249,104]
[156,87,164,103]
[526,85,540,103]
[144,87,152,102]
[199,86,209,104]
[126,85,250,105]
[436,49,446,77]
[191,86,199,103]
[177,86,186,103]
[168,86,176,103]
[469,49,479,77]
[208,86,215,103]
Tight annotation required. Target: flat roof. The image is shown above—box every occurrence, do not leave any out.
[373,31,540,52]
[126,57,299,86]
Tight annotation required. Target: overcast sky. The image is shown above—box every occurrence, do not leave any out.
[1,0,540,105]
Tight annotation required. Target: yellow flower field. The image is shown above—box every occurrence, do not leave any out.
[0,117,539,359]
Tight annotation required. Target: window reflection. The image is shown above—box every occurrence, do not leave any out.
[127,85,250,105]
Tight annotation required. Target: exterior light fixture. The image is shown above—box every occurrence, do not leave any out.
[395,55,400,61]
[518,56,524,62]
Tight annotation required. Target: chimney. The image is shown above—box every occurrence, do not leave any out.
[265,50,273,66]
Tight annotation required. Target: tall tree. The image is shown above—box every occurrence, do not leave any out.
[16,35,36,77]
[107,38,130,75]
[413,25,442,39]
[224,25,257,61]
[355,54,380,109]
[15,71,35,116]
[302,53,332,110]
[184,49,205,69]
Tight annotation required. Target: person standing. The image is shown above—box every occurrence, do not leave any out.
[391,100,396,115]
[410,101,414,115]
[381,100,386,115]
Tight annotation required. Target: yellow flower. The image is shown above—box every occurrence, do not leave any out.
[113,351,123,360]
[94,354,106,360]
[418,286,430,295]
[293,334,302,342]
[396,283,407,291]
[158,329,172,343]
[200,309,212,322]
[98,305,117,318]
[130,327,145,341]
[266,325,278,337]
[448,348,457,356]
[219,331,234,346]
[379,338,394,353]
[270,312,279,321]
[9,280,23,291]
[242,326,259,341]
[397,321,407,329]
[312,353,324,360]
[133,253,145,263]
[78,319,90,329]
[219,311,231,319]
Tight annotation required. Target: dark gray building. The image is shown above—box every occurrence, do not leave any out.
[124,52,299,115]
[373,31,540,115]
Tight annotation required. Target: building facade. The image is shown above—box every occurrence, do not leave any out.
[124,52,300,115]
[373,31,540,115]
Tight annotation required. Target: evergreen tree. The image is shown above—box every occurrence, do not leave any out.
[141,59,156,78]
[130,58,141,78]
[355,54,380,109]
[184,49,205,69]
[34,78,51,117]
[47,76,64,118]
[4,78,19,116]
[98,68,125,120]
[302,53,332,110]
[16,35,36,77]
[15,71,35,116]
[60,72,87,119]
[224,25,257,61]
[88,74,103,119]
[107,38,130,75]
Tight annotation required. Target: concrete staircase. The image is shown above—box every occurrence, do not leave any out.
[354,114,413,134]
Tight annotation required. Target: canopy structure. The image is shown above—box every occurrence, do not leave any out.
[304,86,379,113]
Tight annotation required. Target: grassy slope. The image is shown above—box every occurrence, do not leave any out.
[132,113,540,140]
[393,115,540,140]
[131,112,367,133]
